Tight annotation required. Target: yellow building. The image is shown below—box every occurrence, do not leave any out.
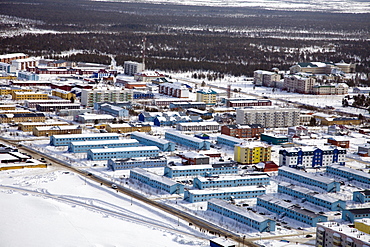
[0,104,16,110]
[196,88,217,105]
[18,121,69,132]
[313,113,361,126]
[33,125,82,137]
[234,142,271,164]
[106,123,151,133]
[52,89,76,100]
[0,113,46,124]
[11,91,49,101]
[0,87,33,95]
[0,160,47,171]
[355,218,370,234]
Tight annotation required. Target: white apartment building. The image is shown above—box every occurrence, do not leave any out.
[254,70,281,87]
[159,82,190,98]
[80,87,133,107]
[236,107,300,128]
[283,74,316,94]
[124,61,143,76]
[312,83,349,95]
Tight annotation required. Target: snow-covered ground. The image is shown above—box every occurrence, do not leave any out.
[92,0,370,13]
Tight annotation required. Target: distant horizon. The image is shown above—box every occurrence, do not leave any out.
[90,0,370,14]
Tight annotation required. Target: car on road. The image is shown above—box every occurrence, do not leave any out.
[111,184,118,189]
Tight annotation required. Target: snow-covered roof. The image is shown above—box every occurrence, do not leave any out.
[188,186,264,194]
[131,132,171,144]
[330,164,370,180]
[131,168,178,186]
[197,174,268,182]
[51,133,120,139]
[280,166,336,184]
[89,146,159,153]
[209,198,268,223]
[177,121,219,127]
[318,222,370,244]
[70,139,138,146]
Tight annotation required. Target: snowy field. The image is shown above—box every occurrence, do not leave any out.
[92,0,370,13]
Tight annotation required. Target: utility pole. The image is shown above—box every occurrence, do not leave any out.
[142,37,146,72]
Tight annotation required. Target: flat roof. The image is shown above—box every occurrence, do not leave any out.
[70,139,139,146]
[177,121,219,126]
[131,132,171,144]
[209,198,268,223]
[166,131,206,143]
[197,174,268,182]
[131,168,178,186]
[318,222,370,244]
[89,146,159,153]
[280,166,336,184]
[51,133,120,139]
[188,186,265,195]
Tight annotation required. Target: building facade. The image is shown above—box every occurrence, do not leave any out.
[221,124,264,139]
[130,131,175,152]
[68,139,139,153]
[236,107,300,128]
[107,156,167,171]
[234,143,271,164]
[106,123,151,133]
[33,125,82,137]
[164,164,239,178]
[194,174,270,189]
[80,88,133,107]
[326,165,370,185]
[196,88,217,105]
[176,122,219,132]
[165,131,210,150]
[87,146,160,161]
[50,133,120,146]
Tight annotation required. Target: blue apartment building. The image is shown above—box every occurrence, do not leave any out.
[277,182,346,211]
[326,164,370,185]
[194,174,270,189]
[50,133,120,146]
[131,131,175,152]
[257,194,328,227]
[184,186,265,203]
[87,146,160,161]
[342,208,370,223]
[99,103,129,118]
[130,168,184,194]
[217,134,244,148]
[208,199,276,232]
[165,131,210,150]
[164,164,239,178]
[107,156,167,171]
[68,139,139,153]
[353,190,370,203]
[278,166,340,192]
[133,91,154,99]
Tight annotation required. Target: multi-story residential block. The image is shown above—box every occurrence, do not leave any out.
[0,113,45,124]
[50,133,120,146]
[290,61,356,74]
[33,125,82,137]
[0,87,33,95]
[316,222,370,247]
[257,194,327,226]
[287,126,309,137]
[208,199,276,232]
[51,89,76,100]
[123,61,143,75]
[68,139,139,153]
[165,131,210,150]
[159,82,190,98]
[0,53,28,64]
[279,146,346,168]
[353,190,370,203]
[326,164,370,185]
[283,74,316,94]
[87,146,160,161]
[260,133,291,145]
[169,102,206,110]
[176,122,219,132]
[106,123,151,133]
[18,121,69,132]
[152,98,191,107]
[221,124,264,139]
[184,186,266,203]
[312,83,349,95]
[130,131,175,152]
[177,152,210,165]
[342,208,370,223]
[0,104,16,111]
[216,134,245,148]
[254,70,281,87]
[134,71,165,82]
[36,103,80,112]
[11,57,38,70]
[358,142,370,156]
[278,182,346,211]
[194,174,270,189]
[108,156,168,171]
[196,88,217,105]
[164,164,239,178]
[11,92,49,101]
[236,107,300,127]
[130,168,184,194]
[234,142,271,164]
[278,166,340,192]
[24,99,71,108]
[80,88,132,107]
